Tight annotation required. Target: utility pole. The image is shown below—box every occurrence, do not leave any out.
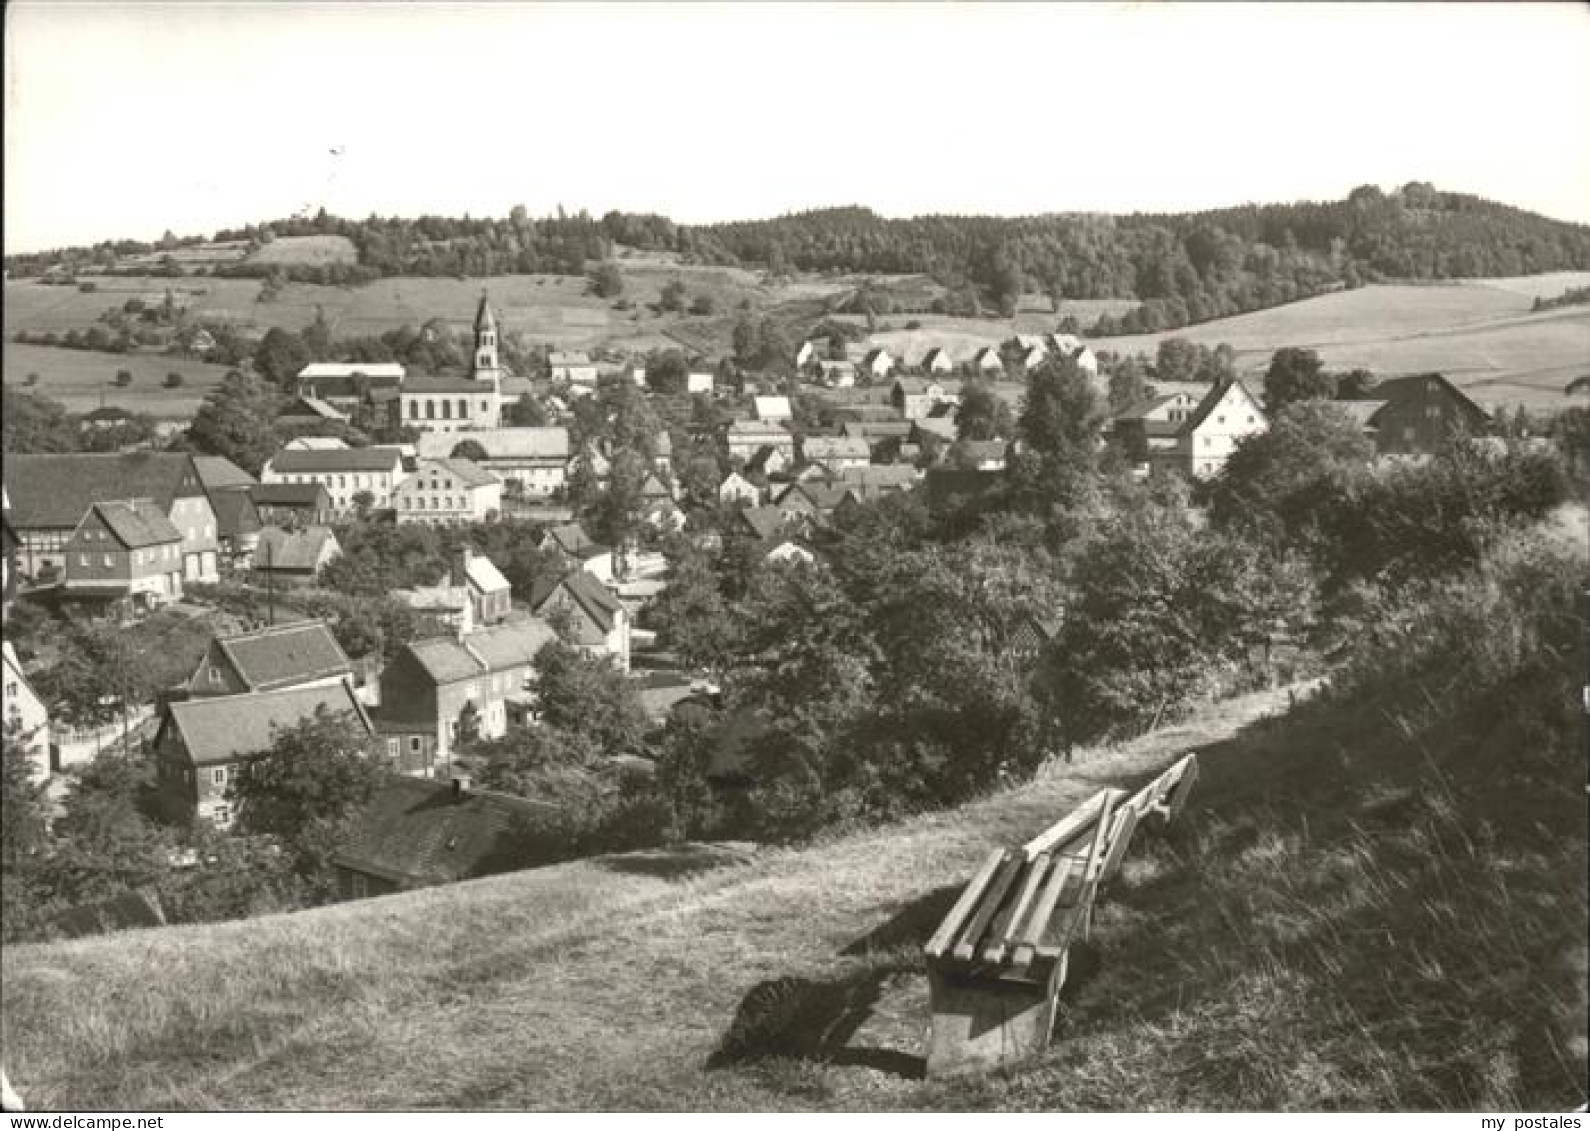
[266,538,275,627]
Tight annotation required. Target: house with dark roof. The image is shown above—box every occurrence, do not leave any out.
[251,526,341,586]
[971,347,1004,377]
[1344,373,1492,458]
[206,488,262,569]
[191,456,258,493]
[184,620,353,699]
[1109,390,1202,467]
[153,681,375,826]
[737,505,791,543]
[249,482,334,527]
[260,446,407,513]
[276,394,350,427]
[373,618,559,772]
[331,776,559,899]
[295,362,406,410]
[743,443,792,479]
[726,419,795,464]
[63,499,185,608]
[717,471,763,508]
[529,570,631,672]
[6,453,220,585]
[774,480,850,520]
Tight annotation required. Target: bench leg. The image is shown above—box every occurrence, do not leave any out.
[926,958,1065,1078]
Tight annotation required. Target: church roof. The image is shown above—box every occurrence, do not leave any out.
[475,293,498,333]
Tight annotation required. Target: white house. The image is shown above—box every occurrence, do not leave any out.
[800,435,872,472]
[261,447,408,513]
[415,427,570,498]
[861,348,895,380]
[921,347,954,375]
[393,458,503,525]
[687,372,716,395]
[718,471,763,507]
[726,419,795,464]
[755,396,793,423]
[549,351,598,386]
[1175,379,1268,479]
[3,641,52,782]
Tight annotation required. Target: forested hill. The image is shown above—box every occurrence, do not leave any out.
[11,183,1590,334]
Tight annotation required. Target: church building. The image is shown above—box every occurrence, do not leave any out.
[398,294,504,434]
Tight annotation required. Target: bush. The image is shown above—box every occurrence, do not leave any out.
[78,281,98,293]
[114,369,133,387]
[163,371,184,389]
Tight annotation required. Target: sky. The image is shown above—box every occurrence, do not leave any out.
[6,2,1590,254]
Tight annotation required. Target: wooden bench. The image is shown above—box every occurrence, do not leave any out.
[922,753,1199,1076]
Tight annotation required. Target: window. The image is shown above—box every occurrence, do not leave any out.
[1217,415,1226,424]
[426,400,435,420]
[212,766,227,785]
[208,667,222,685]
[78,554,89,567]
[352,873,369,899]
[386,738,399,758]
[212,804,231,825]
[457,399,467,418]
[205,524,213,538]
[441,400,452,420]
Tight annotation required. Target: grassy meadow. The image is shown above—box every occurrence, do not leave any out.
[5,523,1584,1120]
[2,342,237,417]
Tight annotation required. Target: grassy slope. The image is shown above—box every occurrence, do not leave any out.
[5,657,1582,1112]
[1,342,239,417]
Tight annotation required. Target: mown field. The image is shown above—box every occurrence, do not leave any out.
[1,342,236,416]
[1098,275,1590,411]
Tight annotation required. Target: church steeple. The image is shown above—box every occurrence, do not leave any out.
[472,291,499,378]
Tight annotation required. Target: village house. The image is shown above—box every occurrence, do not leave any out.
[3,640,52,783]
[837,463,920,496]
[953,439,1010,471]
[743,444,792,480]
[392,458,502,525]
[726,419,795,464]
[651,431,673,476]
[538,522,616,581]
[861,348,895,380]
[275,394,350,429]
[529,570,631,672]
[816,359,858,388]
[548,350,598,387]
[920,347,954,375]
[393,580,474,638]
[738,505,792,544]
[373,618,559,772]
[800,435,872,473]
[63,499,185,610]
[283,436,350,452]
[891,376,962,421]
[1110,390,1202,469]
[153,680,376,827]
[251,525,341,586]
[717,471,763,508]
[566,443,612,488]
[249,482,335,528]
[774,480,851,522]
[1168,378,1269,479]
[450,546,512,625]
[1342,373,1492,457]
[6,453,221,584]
[192,456,260,569]
[686,371,715,395]
[971,347,1004,377]
[754,395,793,424]
[295,362,406,412]
[260,446,407,514]
[183,620,353,699]
[331,776,559,900]
[794,340,821,369]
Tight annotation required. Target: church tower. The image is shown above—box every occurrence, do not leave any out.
[472,292,501,379]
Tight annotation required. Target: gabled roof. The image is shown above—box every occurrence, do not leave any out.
[727,419,790,437]
[1115,392,1184,421]
[837,464,919,490]
[332,777,557,888]
[913,416,958,442]
[740,505,788,541]
[1333,400,1391,428]
[533,570,624,633]
[408,458,499,489]
[281,395,348,422]
[743,445,788,475]
[267,447,405,475]
[921,347,952,366]
[802,436,872,462]
[284,437,351,452]
[164,681,371,767]
[464,619,558,670]
[191,456,257,491]
[297,362,406,382]
[399,374,487,394]
[1364,373,1491,424]
[416,427,569,462]
[549,350,593,367]
[842,420,913,440]
[754,395,793,421]
[208,621,352,693]
[407,637,485,684]
[956,440,1010,464]
[5,454,202,530]
[639,473,672,499]
[81,499,183,549]
[202,486,259,543]
[254,525,338,572]
[250,482,331,508]
[542,522,598,557]
[779,482,849,511]
[1182,378,1265,436]
[461,553,510,595]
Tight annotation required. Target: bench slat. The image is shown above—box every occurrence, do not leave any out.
[924,848,1007,959]
[1098,803,1140,885]
[1009,855,1080,966]
[952,852,1027,962]
[1021,789,1114,861]
[1163,755,1199,822]
[981,853,1054,964]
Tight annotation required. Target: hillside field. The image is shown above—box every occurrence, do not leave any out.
[2,342,236,417]
[3,646,1582,1112]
